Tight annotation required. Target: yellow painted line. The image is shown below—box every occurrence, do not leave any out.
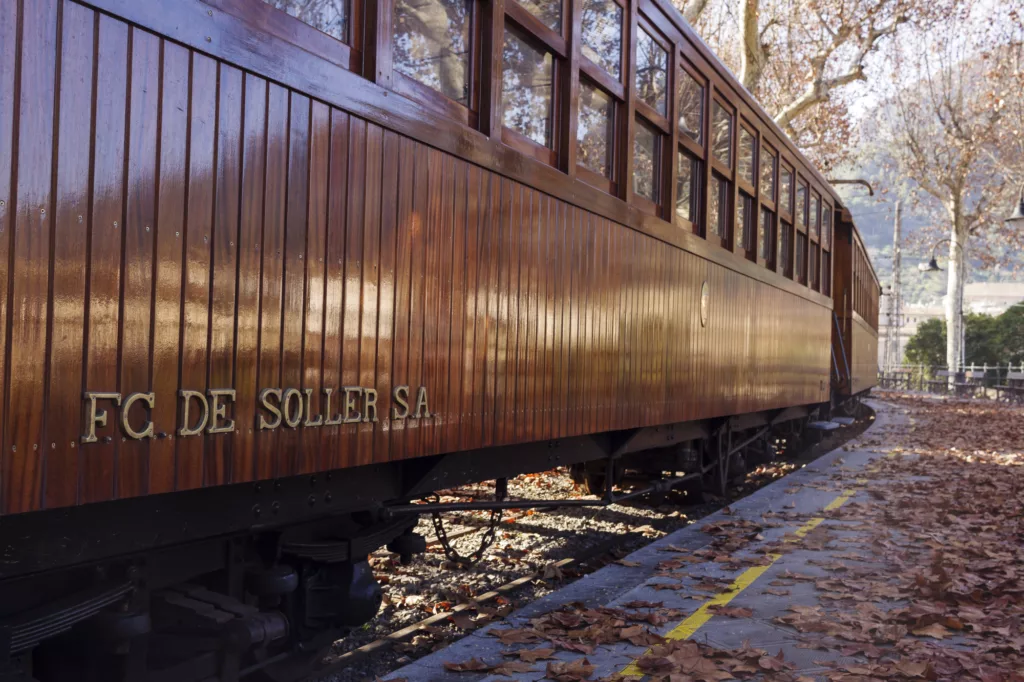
[619,490,857,677]
[823,489,855,511]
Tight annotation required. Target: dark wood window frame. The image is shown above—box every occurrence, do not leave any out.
[674,55,705,235]
[628,12,673,217]
[737,117,757,196]
[500,10,567,167]
[221,0,364,72]
[390,0,483,129]
[576,76,620,195]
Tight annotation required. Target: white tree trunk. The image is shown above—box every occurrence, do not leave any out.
[944,230,966,374]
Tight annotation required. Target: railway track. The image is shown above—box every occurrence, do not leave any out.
[315,407,875,682]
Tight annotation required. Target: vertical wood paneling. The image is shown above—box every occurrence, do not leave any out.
[280,92,310,475]
[44,1,93,509]
[149,40,189,495]
[118,27,160,499]
[339,117,365,464]
[2,3,845,511]
[206,62,242,487]
[254,82,288,480]
[175,51,216,492]
[233,73,268,483]
[356,123,382,464]
[81,15,128,504]
[4,0,57,513]
[300,100,329,475]
[322,108,349,469]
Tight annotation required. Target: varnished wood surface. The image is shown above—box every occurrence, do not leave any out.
[849,315,879,396]
[0,0,832,514]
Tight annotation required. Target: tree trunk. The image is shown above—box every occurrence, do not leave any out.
[944,229,966,375]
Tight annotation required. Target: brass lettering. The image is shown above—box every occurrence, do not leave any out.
[322,388,342,426]
[82,392,122,444]
[207,389,236,434]
[281,388,303,428]
[413,386,430,419]
[303,388,324,427]
[258,389,283,430]
[178,390,210,437]
[363,388,378,423]
[391,385,410,420]
[342,387,362,424]
[121,392,155,440]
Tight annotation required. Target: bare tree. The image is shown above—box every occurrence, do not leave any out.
[673,0,960,171]
[879,6,1022,371]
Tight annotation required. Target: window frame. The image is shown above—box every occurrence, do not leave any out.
[736,118,757,196]
[627,11,673,217]
[579,0,628,88]
[709,95,734,175]
[499,18,564,165]
[575,75,619,195]
[235,0,364,72]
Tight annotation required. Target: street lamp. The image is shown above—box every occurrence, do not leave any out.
[918,237,966,372]
[1007,182,1024,226]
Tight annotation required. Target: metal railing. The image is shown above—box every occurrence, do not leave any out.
[877,362,1024,398]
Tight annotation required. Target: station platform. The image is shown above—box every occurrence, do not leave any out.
[383,399,1024,681]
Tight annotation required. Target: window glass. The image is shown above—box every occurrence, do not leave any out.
[796,231,807,282]
[267,0,349,42]
[633,119,659,202]
[760,147,776,201]
[636,28,668,116]
[796,181,807,228]
[517,0,562,32]
[678,70,703,144]
[710,175,728,239]
[738,128,755,186]
[502,29,554,147]
[779,221,792,274]
[810,244,819,289]
[822,209,832,249]
[780,166,793,213]
[712,101,732,167]
[759,207,772,261]
[578,81,614,178]
[394,0,472,104]
[822,255,831,296]
[676,151,698,224]
[581,0,622,79]
[810,194,820,240]
[736,194,750,252]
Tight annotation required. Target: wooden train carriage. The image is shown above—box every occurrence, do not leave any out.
[832,210,881,396]
[0,0,874,678]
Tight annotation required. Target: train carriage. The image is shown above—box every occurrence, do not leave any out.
[0,0,877,679]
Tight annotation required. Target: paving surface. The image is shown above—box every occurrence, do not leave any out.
[380,404,894,682]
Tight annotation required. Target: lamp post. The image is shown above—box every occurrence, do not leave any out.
[918,237,966,374]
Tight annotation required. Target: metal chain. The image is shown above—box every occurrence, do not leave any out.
[428,482,506,566]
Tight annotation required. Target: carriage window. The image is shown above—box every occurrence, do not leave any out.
[636,28,668,116]
[737,193,755,256]
[761,147,776,201]
[738,127,755,186]
[581,0,623,79]
[712,101,732,167]
[393,0,472,105]
[678,69,703,144]
[810,244,819,290]
[822,209,832,249]
[796,231,807,283]
[633,118,660,203]
[516,0,562,31]
[779,220,792,276]
[710,174,729,241]
[267,0,350,42]
[780,166,793,214]
[760,207,774,263]
[810,193,820,240]
[578,80,614,178]
[676,151,700,225]
[796,181,807,229]
[822,253,831,296]
[502,29,554,147]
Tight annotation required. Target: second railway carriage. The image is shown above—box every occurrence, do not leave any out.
[0,0,877,679]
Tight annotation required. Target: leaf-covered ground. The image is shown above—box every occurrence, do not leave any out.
[413,397,1024,682]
